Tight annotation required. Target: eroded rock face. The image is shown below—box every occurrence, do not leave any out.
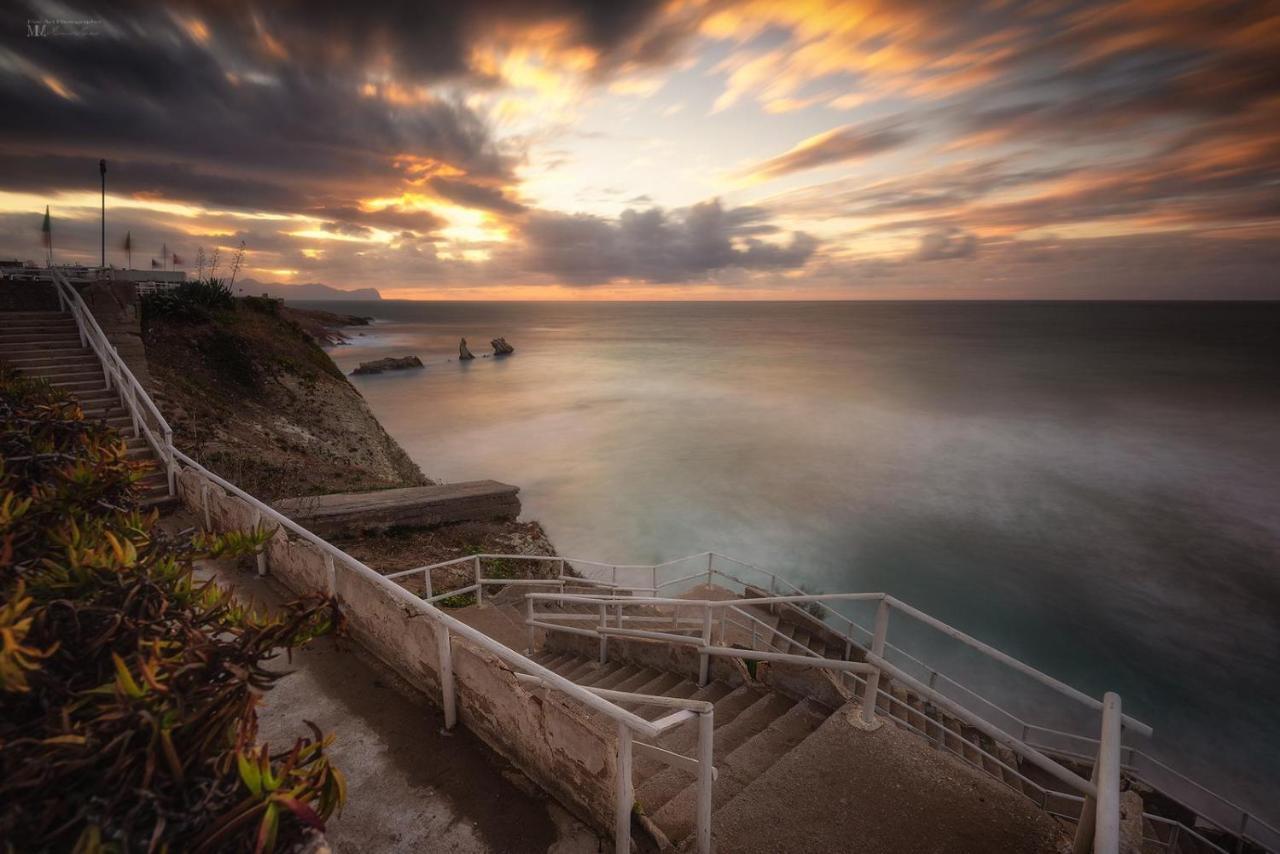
[351,356,423,375]
[459,338,476,360]
[491,337,514,355]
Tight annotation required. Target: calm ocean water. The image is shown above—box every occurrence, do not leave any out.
[303,299,1279,816]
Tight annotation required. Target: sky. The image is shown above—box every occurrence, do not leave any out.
[1,0,1277,299]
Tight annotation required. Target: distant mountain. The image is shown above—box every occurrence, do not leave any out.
[234,279,382,301]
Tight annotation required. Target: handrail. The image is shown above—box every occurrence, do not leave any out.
[50,269,176,494]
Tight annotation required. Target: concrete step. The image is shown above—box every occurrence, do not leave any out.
[1,352,94,367]
[18,364,103,379]
[0,333,83,345]
[636,690,788,815]
[0,310,67,320]
[633,686,762,805]
[0,345,90,360]
[48,378,108,393]
[650,698,829,842]
[0,321,78,331]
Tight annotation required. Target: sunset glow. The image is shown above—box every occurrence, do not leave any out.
[1,0,1277,298]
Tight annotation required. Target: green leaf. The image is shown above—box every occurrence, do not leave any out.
[237,751,262,797]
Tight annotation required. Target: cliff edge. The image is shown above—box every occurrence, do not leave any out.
[143,297,426,500]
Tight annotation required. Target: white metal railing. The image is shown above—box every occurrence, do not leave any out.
[410,551,1277,854]
[49,268,177,496]
[524,588,1114,844]
[46,282,689,854]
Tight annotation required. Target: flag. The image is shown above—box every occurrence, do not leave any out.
[41,205,51,248]
[123,231,132,252]
[172,253,184,266]
[152,258,162,269]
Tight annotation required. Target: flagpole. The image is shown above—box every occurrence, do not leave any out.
[99,159,106,269]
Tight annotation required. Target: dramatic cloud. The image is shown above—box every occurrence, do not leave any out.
[521,199,817,284]
[745,122,915,181]
[917,228,976,261]
[0,0,1277,296]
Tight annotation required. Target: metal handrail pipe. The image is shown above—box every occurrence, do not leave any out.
[168,449,664,740]
[866,652,1097,798]
[513,673,713,714]
[598,627,707,646]
[884,596,1153,737]
[523,591,887,608]
[423,584,480,603]
[52,271,173,438]
[703,646,876,674]
[527,619,600,639]
[654,570,714,590]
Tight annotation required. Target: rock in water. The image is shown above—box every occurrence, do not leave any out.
[459,338,476,360]
[491,337,514,355]
[351,356,423,375]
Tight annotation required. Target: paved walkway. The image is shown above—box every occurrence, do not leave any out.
[159,511,602,853]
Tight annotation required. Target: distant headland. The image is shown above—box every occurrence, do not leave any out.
[235,278,381,301]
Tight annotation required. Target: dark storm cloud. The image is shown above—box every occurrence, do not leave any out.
[0,0,682,217]
[427,177,526,215]
[521,199,817,285]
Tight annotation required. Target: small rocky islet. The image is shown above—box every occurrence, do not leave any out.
[352,336,515,374]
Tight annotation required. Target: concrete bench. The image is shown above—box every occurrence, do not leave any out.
[273,480,520,536]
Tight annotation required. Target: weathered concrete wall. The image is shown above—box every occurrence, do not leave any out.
[78,280,150,387]
[273,481,520,537]
[175,468,619,835]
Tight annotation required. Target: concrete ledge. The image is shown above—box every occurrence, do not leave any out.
[273,481,520,536]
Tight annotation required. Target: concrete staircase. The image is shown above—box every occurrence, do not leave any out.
[1,309,173,508]
[526,646,835,851]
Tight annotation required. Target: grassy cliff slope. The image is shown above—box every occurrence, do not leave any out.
[143,295,427,500]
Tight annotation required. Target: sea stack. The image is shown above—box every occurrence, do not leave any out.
[459,338,475,360]
[491,337,514,355]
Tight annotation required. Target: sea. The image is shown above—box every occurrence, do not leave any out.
[299,299,1279,820]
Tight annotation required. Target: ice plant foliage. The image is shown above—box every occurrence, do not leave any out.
[0,369,345,851]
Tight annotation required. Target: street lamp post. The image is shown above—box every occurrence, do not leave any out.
[99,159,106,269]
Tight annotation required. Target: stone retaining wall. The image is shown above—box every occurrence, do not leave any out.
[175,468,620,836]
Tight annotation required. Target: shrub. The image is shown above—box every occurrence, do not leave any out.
[0,368,344,851]
[142,278,235,322]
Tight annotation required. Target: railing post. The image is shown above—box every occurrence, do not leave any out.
[253,509,267,577]
[323,553,336,596]
[706,553,713,587]
[437,621,457,731]
[1072,692,1121,854]
[615,721,633,854]
[474,556,483,605]
[615,602,624,628]
[859,597,890,726]
[526,594,536,654]
[695,709,714,854]
[423,566,434,600]
[200,481,211,531]
[599,603,608,664]
[698,604,712,686]
[556,558,564,578]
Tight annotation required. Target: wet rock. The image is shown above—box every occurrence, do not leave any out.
[351,355,423,375]
[459,338,476,360]
[491,336,514,355]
